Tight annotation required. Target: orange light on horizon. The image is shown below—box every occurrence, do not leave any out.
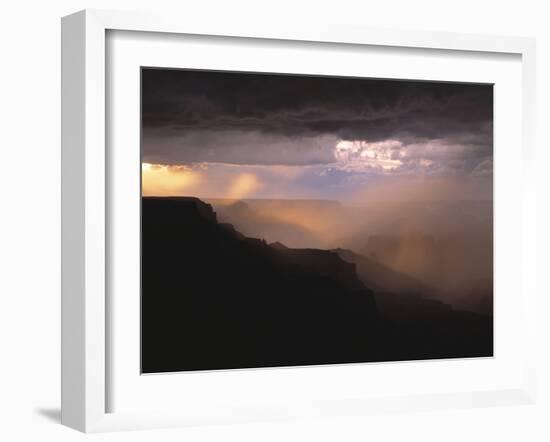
[142,163,201,196]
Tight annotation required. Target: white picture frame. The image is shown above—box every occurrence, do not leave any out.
[61,9,538,433]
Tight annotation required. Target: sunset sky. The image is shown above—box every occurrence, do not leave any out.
[141,69,493,202]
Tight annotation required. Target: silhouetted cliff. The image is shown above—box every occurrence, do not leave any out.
[142,197,380,372]
[142,197,493,373]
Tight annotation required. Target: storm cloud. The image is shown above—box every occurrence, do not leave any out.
[142,68,492,176]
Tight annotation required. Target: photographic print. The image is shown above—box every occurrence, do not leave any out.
[141,68,493,373]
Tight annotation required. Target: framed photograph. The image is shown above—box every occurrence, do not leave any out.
[61,9,538,432]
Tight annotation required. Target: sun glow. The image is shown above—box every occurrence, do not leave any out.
[142,163,201,196]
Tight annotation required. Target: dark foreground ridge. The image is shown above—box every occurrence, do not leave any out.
[141,197,493,373]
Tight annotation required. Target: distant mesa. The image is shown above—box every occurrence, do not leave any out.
[332,247,434,296]
[207,197,343,211]
[332,247,454,320]
[207,197,338,249]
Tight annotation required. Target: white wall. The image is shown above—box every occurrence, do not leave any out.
[0,1,548,440]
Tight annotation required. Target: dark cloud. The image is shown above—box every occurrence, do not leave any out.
[141,68,493,172]
[142,129,338,166]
